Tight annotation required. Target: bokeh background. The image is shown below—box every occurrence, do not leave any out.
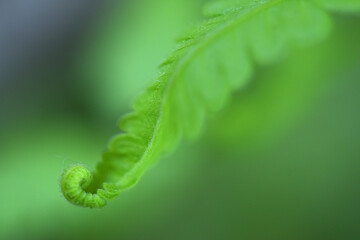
[0,0,359,239]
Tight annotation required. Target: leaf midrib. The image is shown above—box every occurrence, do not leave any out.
[115,0,285,188]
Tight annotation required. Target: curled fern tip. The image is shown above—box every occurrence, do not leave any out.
[61,164,107,208]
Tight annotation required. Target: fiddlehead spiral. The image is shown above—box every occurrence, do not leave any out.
[61,164,107,208]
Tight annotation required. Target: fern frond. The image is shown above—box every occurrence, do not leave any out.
[60,0,358,208]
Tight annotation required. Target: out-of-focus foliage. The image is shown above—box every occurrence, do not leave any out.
[0,0,359,239]
[76,0,204,116]
[209,15,360,151]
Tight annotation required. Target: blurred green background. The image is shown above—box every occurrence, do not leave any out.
[0,0,359,239]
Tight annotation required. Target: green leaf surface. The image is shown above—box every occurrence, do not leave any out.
[314,0,360,12]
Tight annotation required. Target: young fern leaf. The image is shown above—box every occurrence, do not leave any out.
[61,0,358,208]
